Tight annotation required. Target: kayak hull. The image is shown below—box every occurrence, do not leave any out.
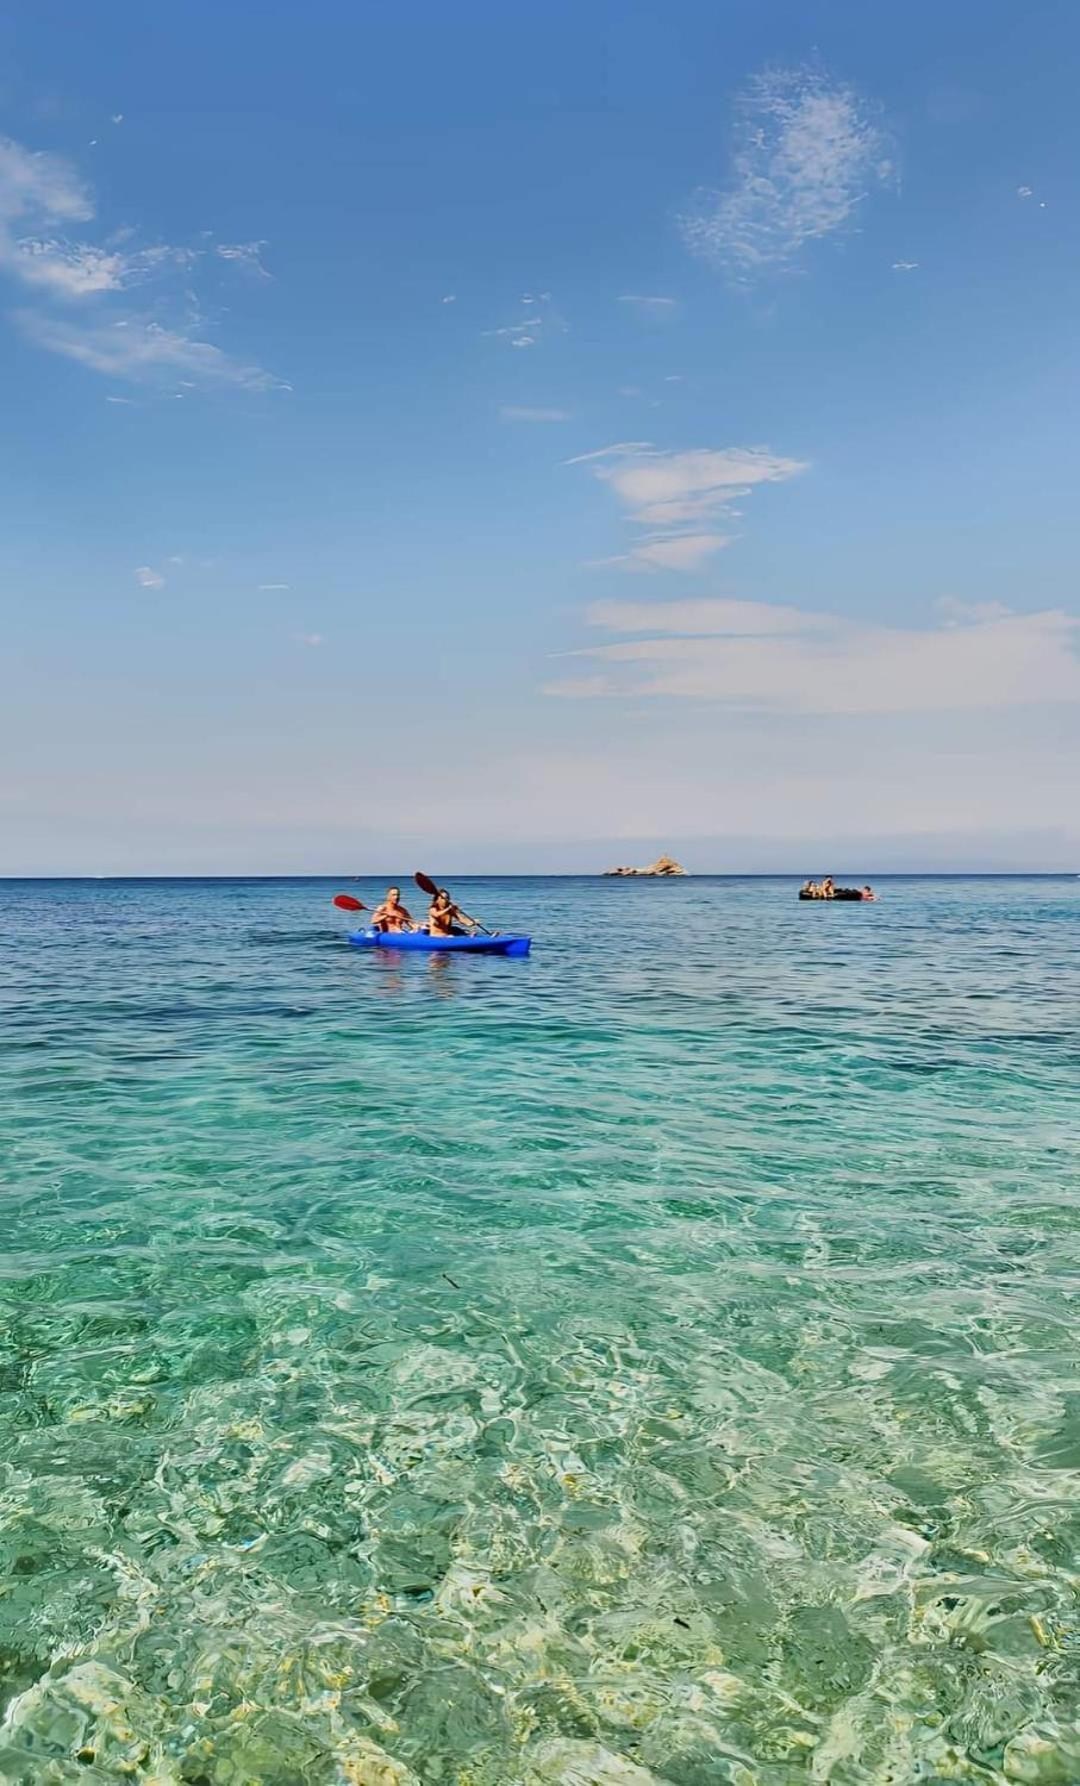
[348,928,531,957]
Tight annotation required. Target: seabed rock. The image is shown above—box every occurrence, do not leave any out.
[526,1738,665,1784]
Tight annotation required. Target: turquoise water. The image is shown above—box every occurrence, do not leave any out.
[1,876,1079,1785]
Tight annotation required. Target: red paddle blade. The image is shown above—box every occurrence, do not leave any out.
[414,870,439,896]
[333,894,366,912]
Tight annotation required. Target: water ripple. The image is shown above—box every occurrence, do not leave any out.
[0,876,1078,1782]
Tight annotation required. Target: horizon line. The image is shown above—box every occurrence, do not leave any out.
[1,871,1076,883]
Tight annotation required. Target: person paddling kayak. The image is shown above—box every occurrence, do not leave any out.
[371,886,414,933]
[413,871,495,937]
[427,887,478,937]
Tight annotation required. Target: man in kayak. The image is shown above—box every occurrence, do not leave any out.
[371,887,414,933]
[427,887,479,937]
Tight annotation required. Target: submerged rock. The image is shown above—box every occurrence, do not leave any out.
[1,1663,160,1776]
[602,856,688,877]
[526,1739,665,1784]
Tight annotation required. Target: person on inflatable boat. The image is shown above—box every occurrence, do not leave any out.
[371,886,414,933]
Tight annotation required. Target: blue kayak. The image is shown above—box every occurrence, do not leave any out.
[348,928,531,957]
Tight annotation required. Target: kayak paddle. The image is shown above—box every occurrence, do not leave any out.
[332,894,367,912]
[413,871,492,935]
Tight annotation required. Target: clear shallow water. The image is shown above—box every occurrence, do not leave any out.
[1,875,1079,1786]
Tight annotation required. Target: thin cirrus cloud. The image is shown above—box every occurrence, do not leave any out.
[585,596,831,636]
[489,321,539,348]
[0,133,283,389]
[568,441,806,571]
[134,565,164,589]
[609,533,732,572]
[18,312,286,391]
[8,240,196,300]
[617,294,679,316]
[0,135,111,298]
[681,65,892,278]
[500,405,571,423]
[544,596,1080,714]
[14,240,131,297]
[0,139,189,298]
[486,321,539,349]
[484,292,560,350]
[215,241,271,278]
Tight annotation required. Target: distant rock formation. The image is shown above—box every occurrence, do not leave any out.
[602,855,688,877]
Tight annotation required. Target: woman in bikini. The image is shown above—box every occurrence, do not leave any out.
[427,888,477,937]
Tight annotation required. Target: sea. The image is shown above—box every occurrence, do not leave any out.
[0,874,1078,1784]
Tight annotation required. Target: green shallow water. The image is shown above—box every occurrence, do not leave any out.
[1,875,1079,1785]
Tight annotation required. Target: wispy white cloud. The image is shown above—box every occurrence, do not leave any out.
[134,565,164,589]
[258,582,290,591]
[1017,185,1033,199]
[441,293,456,304]
[0,132,284,390]
[569,444,806,525]
[484,292,564,350]
[546,597,1080,713]
[0,135,95,289]
[617,294,679,316]
[17,311,288,391]
[568,442,654,465]
[500,405,570,422]
[681,65,891,278]
[0,138,197,298]
[568,440,805,571]
[0,138,93,227]
[486,321,538,348]
[12,240,129,297]
[594,533,732,573]
[892,259,919,271]
[216,240,271,278]
[10,237,196,299]
[297,633,324,647]
[585,596,830,636]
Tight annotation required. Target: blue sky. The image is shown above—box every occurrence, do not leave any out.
[3,0,1079,872]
